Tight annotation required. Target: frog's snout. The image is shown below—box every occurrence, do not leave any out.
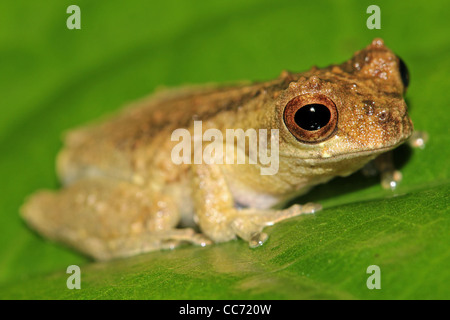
[402,113,414,140]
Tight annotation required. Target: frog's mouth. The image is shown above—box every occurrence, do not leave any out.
[314,114,413,162]
[279,144,398,165]
[280,114,413,164]
[326,141,404,161]
[281,137,409,164]
[321,144,401,161]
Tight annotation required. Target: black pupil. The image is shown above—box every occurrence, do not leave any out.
[294,104,331,131]
[398,56,410,89]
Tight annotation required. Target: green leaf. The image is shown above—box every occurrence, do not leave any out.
[1,184,449,299]
[0,0,448,299]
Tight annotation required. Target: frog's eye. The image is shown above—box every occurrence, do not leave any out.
[283,94,338,143]
[397,55,409,92]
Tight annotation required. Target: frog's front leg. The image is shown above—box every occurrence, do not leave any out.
[362,151,403,190]
[362,131,429,190]
[374,151,403,190]
[191,163,321,247]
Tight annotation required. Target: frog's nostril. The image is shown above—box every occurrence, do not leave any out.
[378,110,390,123]
[403,115,414,137]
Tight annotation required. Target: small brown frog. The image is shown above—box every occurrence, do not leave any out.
[21,38,413,260]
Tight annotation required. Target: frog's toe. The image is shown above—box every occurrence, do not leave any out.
[381,170,402,190]
[264,203,322,226]
[299,202,323,214]
[189,232,213,247]
[249,232,268,248]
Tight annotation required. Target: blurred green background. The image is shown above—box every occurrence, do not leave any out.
[0,0,448,299]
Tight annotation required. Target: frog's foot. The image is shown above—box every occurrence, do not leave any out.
[408,130,429,149]
[157,228,212,248]
[364,151,403,190]
[230,203,322,248]
[367,131,428,190]
[380,170,403,190]
[98,228,212,260]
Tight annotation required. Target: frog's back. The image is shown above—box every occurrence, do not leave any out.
[57,82,272,186]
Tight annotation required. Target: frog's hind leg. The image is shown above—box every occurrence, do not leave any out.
[21,177,210,261]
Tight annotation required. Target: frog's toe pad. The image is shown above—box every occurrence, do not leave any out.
[249,232,268,248]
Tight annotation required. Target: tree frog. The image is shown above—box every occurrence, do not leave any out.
[21,38,413,260]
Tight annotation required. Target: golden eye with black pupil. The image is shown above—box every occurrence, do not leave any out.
[283,94,338,143]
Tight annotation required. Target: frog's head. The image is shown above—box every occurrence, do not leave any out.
[275,38,413,176]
